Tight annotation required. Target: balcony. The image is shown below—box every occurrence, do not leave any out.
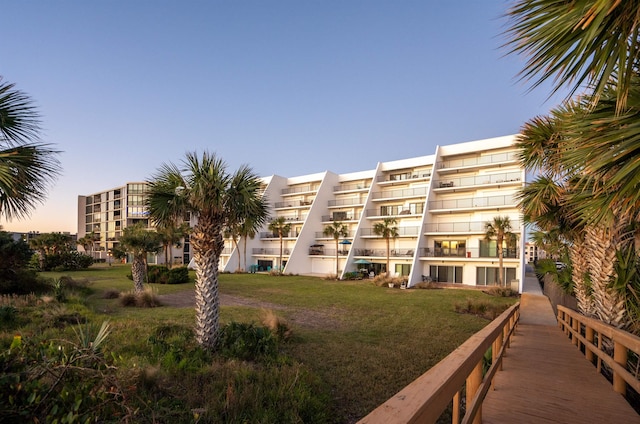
[315,231,353,238]
[423,220,521,234]
[418,247,520,259]
[274,200,314,208]
[377,172,432,184]
[309,248,350,256]
[437,151,519,174]
[371,187,428,201]
[360,226,420,237]
[434,172,522,191]
[353,248,414,257]
[260,231,297,239]
[327,198,363,207]
[333,182,371,192]
[365,207,423,218]
[252,248,290,255]
[321,213,359,222]
[428,195,516,213]
[281,185,316,196]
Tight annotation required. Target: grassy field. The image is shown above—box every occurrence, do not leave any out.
[4,264,517,423]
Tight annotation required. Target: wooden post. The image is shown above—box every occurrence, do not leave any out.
[452,389,461,424]
[494,330,504,372]
[572,318,579,347]
[466,361,483,424]
[613,341,628,394]
[585,326,595,363]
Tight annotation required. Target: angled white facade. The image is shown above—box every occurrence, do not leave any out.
[77,135,525,289]
[219,135,526,290]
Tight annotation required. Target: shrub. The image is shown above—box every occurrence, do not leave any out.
[103,289,120,299]
[260,309,292,341]
[0,269,50,295]
[167,267,189,284]
[486,287,519,298]
[119,288,163,308]
[218,322,278,361]
[147,265,169,284]
[454,299,509,320]
[0,305,16,323]
[40,252,93,271]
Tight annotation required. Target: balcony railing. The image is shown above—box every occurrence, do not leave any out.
[333,182,371,192]
[360,226,420,237]
[252,248,290,255]
[274,200,314,208]
[376,172,432,183]
[315,231,353,238]
[437,151,519,170]
[435,171,522,189]
[365,207,423,217]
[309,248,350,256]
[428,195,516,211]
[419,247,520,258]
[259,231,297,239]
[281,185,315,195]
[423,220,521,233]
[321,213,360,222]
[327,198,363,207]
[371,187,428,200]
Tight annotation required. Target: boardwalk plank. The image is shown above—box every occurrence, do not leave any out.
[483,293,640,424]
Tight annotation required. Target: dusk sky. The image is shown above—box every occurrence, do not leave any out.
[2,1,570,234]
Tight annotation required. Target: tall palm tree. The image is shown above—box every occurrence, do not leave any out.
[504,0,640,112]
[238,214,268,272]
[268,217,291,275]
[115,223,162,293]
[323,221,348,278]
[484,216,516,287]
[0,77,61,222]
[146,152,265,350]
[373,218,398,277]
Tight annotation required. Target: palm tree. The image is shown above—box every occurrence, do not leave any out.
[115,223,162,293]
[0,77,61,222]
[238,214,268,272]
[155,221,190,269]
[146,152,265,350]
[77,231,99,258]
[504,0,640,112]
[373,218,398,277]
[484,217,516,287]
[268,217,291,275]
[323,221,348,278]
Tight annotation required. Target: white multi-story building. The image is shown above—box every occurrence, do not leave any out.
[77,135,526,289]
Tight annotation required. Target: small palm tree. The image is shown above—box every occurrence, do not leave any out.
[323,221,348,278]
[268,217,291,275]
[484,216,516,287]
[155,221,190,269]
[147,152,266,350]
[115,223,162,293]
[77,231,99,258]
[373,218,398,277]
[238,214,268,272]
[0,77,61,223]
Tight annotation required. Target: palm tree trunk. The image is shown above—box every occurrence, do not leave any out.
[279,234,283,274]
[335,238,339,278]
[131,256,146,293]
[386,237,391,277]
[191,219,224,351]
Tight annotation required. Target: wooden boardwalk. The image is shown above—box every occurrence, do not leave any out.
[482,286,640,423]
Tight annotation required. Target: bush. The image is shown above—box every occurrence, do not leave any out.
[486,287,519,297]
[260,309,292,341]
[0,268,50,295]
[38,252,93,271]
[119,288,163,308]
[167,267,189,284]
[218,322,278,361]
[147,265,169,284]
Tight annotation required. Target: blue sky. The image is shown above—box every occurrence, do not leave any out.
[2,1,568,233]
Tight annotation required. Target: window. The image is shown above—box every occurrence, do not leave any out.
[434,240,466,257]
[333,211,348,221]
[479,240,518,258]
[476,267,516,286]
[409,203,424,214]
[429,266,462,283]
[395,264,411,276]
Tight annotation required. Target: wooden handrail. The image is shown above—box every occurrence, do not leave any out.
[557,305,640,396]
[358,303,520,424]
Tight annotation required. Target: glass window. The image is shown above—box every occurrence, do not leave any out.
[429,265,462,283]
[394,264,411,276]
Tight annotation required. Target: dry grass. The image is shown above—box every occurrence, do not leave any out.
[119,287,163,308]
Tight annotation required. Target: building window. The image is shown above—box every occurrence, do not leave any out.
[476,267,516,286]
[479,240,518,258]
[429,266,462,283]
[434,240,466,257]
[394,264,411,276]
[409,203,424,214]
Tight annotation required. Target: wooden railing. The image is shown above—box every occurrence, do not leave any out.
[557,305,640,396]
[358,303,520,424]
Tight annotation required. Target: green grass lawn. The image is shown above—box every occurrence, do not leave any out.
[8,264,517,423]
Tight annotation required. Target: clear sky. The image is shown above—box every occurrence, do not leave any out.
[2,1,567,234]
